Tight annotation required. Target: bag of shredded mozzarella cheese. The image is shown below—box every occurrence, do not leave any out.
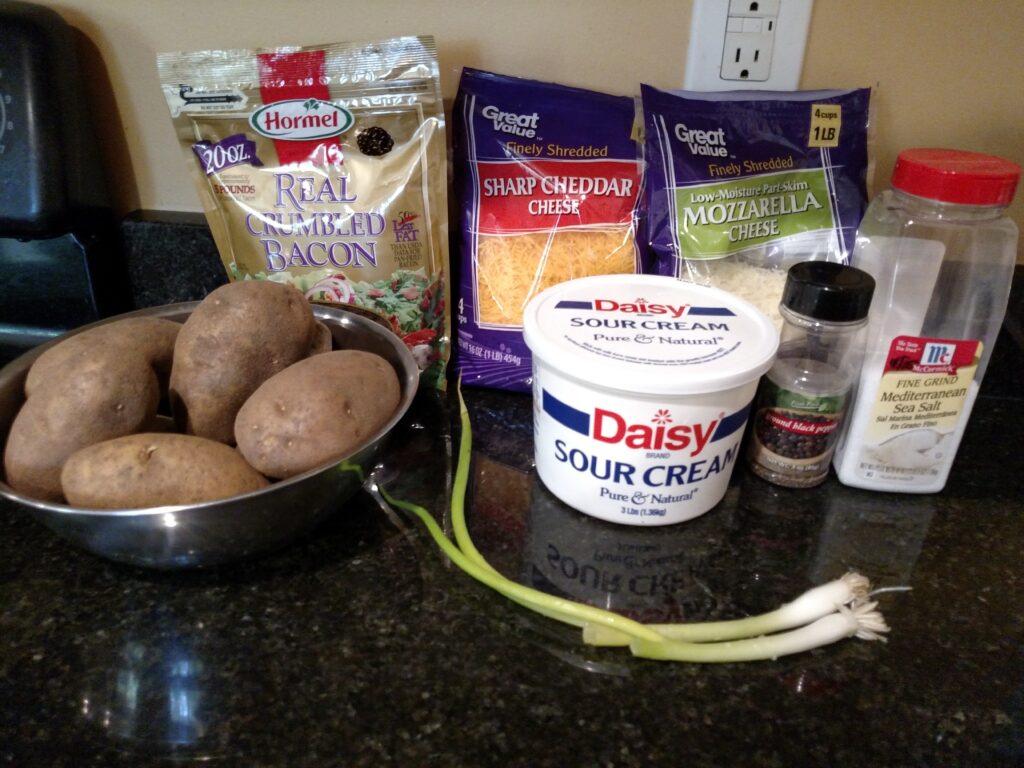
[157,37,450,388]
[453,68,643,392]
[640,86,872,328]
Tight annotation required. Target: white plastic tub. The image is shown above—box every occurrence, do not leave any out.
[522,274,779,526]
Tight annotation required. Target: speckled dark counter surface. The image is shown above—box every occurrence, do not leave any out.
[2,216,1023,766]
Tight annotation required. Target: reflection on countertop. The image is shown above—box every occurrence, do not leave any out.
[6,371,1023,766]
[1,220,1023,766]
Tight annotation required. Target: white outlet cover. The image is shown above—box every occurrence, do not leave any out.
[685,0,814,91]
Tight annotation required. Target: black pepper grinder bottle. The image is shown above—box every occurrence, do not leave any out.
[747,261,875,488]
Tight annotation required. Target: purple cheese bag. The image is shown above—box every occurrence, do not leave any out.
[640,85,872,327]
[454,68,642,392]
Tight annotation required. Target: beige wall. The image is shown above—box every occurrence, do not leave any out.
[47,0,1024,259]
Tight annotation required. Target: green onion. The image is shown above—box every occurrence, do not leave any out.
[447,391,497,576]
[629,601,889,663]
[375,384,892,662]
[582,572,872,647]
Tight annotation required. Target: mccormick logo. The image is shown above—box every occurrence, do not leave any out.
[885,336,979,375]
[554,298,735,319]
[542,390,749,457]
[922,343,955,366]
[249,98,354,141]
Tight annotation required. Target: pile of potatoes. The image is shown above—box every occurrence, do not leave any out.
[2,281,402,509]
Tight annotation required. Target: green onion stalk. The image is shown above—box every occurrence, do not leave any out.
[376,385,891,663]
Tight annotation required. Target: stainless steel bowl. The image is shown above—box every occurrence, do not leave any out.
[0,302,419,569]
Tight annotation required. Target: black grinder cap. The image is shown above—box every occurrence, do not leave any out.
[782,261,876,323]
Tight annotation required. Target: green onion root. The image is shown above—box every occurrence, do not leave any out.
[582,572,872,647]
[629,601,890,663]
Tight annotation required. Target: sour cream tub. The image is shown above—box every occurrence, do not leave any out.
[522,274,779,526]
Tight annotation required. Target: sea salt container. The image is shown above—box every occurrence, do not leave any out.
[522,274,779,526]
[833,148,1021,493]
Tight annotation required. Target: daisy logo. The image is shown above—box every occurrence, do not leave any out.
[652,409,673,426]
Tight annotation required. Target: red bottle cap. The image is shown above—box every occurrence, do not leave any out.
[891,148,1020,206]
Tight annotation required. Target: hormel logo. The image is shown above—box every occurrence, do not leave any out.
[249,98,354,141]
[554,298,736,318]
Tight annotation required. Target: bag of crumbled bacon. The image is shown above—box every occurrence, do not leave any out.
[157,37,450,388]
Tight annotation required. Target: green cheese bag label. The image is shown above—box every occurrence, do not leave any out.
[674,168,837,259]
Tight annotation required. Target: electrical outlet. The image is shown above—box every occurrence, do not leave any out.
[721,19,775,82]
[685,0,813,91]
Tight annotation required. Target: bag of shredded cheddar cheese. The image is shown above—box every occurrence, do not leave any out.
[640,86,872,329]
[157,37,450,388]
[453,68,642,392]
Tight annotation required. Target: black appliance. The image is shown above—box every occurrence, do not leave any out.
[0,0,127,366]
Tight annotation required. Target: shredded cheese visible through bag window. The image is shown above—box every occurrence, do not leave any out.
[476,228,636,325]
[681,259,789,330]
[454,69,641,392]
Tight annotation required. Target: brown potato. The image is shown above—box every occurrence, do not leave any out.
[4,316,179,502]
[4,356,160,501]
[308,320,334,356]
[61,433,269,509]
[170,281,322,444]
[25,317,180,399]
[234,350,400,479]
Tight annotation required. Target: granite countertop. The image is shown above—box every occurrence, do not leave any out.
[2,216,1023,766]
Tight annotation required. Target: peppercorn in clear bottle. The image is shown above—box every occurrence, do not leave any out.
[747,261,875,488]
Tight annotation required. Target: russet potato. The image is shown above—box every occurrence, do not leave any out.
[234,350,400,479]
[2,283,403,510]
[61,433,269,509]
[24,317,180,398]
[3,316,181,501]
[4,355,161,501]
[169,281,325,444]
